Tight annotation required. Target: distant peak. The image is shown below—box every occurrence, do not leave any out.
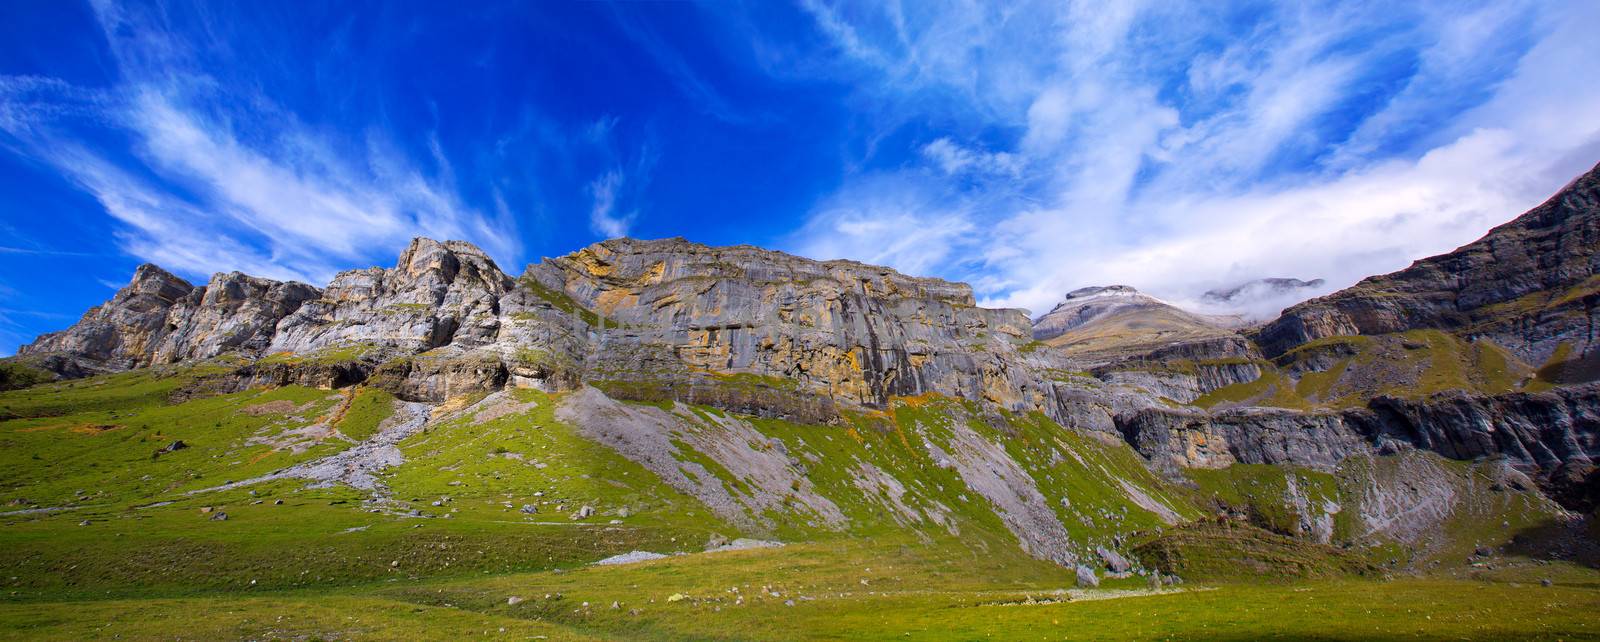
[1203,277,1325,303]
[1063,285,1140,300]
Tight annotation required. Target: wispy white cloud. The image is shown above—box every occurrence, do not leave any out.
[921,138,1020,177]
[789,173,977,277]
[784,0,1600,319]
[587,169,636,239]
[0,1,522,286]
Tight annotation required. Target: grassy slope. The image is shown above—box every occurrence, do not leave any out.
[1182,464,1342,538]
[1195,329,1536,411]
[0,388,746,602]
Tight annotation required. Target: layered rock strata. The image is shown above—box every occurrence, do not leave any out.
[1259,160,1600,367]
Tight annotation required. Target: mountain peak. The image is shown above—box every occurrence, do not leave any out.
[1202,277,1325,306]
[1063,284,1141,300]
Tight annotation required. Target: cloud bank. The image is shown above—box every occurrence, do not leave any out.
[783,0,1600,318]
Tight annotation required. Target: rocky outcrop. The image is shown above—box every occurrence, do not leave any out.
[529,237,1044,410]
[1259,160,1600,367]
[153,272,320,363]
[18,236,1058,413]
[20,264,197,371]
[1351,387,1600,470]
[1120,406,1368,473]
[19,264,323,373]
[268,238,513,355]
[1119,383,1600,504]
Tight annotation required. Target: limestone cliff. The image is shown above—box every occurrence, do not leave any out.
[18,237,1047,417]
[1120,383,1600,506]
[527,237,1042,411]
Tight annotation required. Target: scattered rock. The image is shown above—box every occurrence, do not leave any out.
[708,538,784,553]
[1075,565,1099,588]
[210,512,228,521]
[594,551,668,566]
[1541,579,1553,587]
[1097,546,1132,573]
[507,596,524,606]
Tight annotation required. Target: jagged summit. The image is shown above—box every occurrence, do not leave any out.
[17,234,1037,414]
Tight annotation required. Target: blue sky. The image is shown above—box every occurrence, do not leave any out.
[2,0,1599,354]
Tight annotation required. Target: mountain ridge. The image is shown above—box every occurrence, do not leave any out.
[1258,160,1600,367]
[5,161,1600,561]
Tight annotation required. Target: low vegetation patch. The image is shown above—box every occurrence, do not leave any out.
[1131,519,1379,582]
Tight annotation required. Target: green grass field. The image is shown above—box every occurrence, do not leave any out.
[1,366,1597,640]
[2,541,1596,641]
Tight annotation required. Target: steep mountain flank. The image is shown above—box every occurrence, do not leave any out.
[1258,161,1600,371]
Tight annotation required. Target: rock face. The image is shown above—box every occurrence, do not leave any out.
[268,238,513,355]
[13,162,1600,518]
[19,236,1046,412]
[1258,160,1600,367]
[530,238,1042,410]
[1120,406,1370,473]
[20,264,318,372]
[154,272,320,363]
[1120,383,1600,498]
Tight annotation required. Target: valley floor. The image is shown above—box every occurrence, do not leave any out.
[1,541,1598,641]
